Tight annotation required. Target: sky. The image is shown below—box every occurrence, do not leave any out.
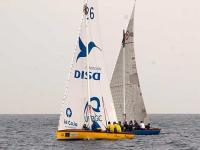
[0,0,200,114]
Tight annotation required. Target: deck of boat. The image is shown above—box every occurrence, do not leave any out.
[56,129,135,140]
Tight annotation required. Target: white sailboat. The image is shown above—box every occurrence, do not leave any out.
[56,0,134,140]
[110,0,160,135]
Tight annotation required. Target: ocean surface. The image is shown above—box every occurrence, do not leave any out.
[0,114,200,150]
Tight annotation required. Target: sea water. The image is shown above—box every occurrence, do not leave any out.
[0,114,200,150]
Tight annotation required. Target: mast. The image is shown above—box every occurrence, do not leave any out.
[85,0,91,128]
[84,1,91,129]
[122,30,126,122]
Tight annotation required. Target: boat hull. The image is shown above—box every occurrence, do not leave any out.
[132,128,161,135]
[56,129,135,140]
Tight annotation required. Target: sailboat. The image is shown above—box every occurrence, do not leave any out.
[110,1,161,135]
[56,0,134,140]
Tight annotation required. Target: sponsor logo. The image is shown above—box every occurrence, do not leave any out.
[66,108,72,118]
[74,70,101,80]
[84,97,102,123]
[64,119,78,127]
[64,108,78,127]
[76,37,100,62]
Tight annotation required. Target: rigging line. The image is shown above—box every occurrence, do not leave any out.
[94,53,112,124]
[94,2,116,123]
[121,0,137,122]
[132,0,150,124]
[102,97,108,127]
[83,0,110,129]
[93,46,111,124]
[85,8,92,130]
[94,47,113,124]
[99,121,107,130]
[122,29,126,122]
[63,0,85,105]
[91,2,115,125]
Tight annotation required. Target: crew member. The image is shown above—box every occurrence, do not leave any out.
[106,121,111,132]
[145,123,151,129]
[133,120,140,130]
[140,121,145,130]
[114,122,122,133]
[128,120,133,131]
[107,121,115,132]
[82,124,89,130]
[123,121,129,132]
[118,121,123,131]
[91,120,101,131]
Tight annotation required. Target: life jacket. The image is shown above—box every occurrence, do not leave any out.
[114,124,122,132]
[107,124,111,131]
[109,124,115,133]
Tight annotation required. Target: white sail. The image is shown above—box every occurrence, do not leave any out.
[110,3,149,124]
[58,0,117,131]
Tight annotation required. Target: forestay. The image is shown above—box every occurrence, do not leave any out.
[58,0,117,131]
[110,3,150,124]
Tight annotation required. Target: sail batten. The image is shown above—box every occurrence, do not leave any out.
[110,2,149,124]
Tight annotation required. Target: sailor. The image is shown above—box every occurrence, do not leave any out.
[82,124,89,130]
[133,120,140,130]
[114,122,122,133]
[145,123,151,129]
[106,121,114,132]
[106,121,111,132]
[128,120,133,131]
[140,121,145,130]
[91,120,101,131]
[107,121,115,133]
[123,121,129,132]
[118,121,123,131]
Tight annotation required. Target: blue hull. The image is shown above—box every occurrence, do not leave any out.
[132,128,161,135]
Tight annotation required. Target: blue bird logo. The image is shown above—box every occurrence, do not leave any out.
[76,37,100,62]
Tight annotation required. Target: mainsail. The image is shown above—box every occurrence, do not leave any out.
[110,3,149,124]
[58,0,117,131]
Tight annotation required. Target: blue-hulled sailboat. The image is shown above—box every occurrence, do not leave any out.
[110,0,161,135]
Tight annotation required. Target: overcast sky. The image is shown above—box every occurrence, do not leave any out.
[0,0,200,114]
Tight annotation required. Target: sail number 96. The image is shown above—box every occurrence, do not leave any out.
[84,6,95,20]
